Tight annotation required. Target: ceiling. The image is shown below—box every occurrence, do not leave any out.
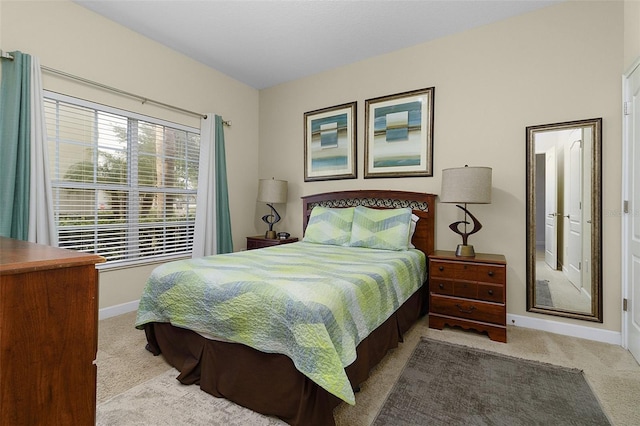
[75,0,559,90]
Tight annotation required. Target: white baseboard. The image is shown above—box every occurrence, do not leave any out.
[507,313,621,346]
[99,300,139,320]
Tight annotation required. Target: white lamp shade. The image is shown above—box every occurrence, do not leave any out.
[257,179,288,204]
[440,166,492,204]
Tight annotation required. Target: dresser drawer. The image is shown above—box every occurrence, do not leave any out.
[430,260,475,281]
[475,264,506,284]
[247,239,265,250]
[246,236,298,250]
[430,294,505,325]
[430,279,454,296]
[431,280,503,303]
[453,281,477,299]
[478,283,504,303]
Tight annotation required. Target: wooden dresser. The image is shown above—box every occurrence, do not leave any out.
[0,237,105,425]
[246,235,299,250]
[428,250,507,342]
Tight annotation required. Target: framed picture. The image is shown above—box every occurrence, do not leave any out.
[364,87,435,178]
[304,102,357,182]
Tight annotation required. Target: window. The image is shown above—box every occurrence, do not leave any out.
[44,92,200,265]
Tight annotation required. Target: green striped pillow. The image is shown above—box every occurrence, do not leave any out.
[349,206,413,251]
[303,207,355,246]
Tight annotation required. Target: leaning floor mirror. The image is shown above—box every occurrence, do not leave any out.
[526,118,603,322]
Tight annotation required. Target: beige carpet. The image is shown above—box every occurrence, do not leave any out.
[97,368,285,425]
[97,312,640,425]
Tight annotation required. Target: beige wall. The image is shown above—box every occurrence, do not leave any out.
[624,0,640,71]
[1,1,261,309]
[259,1,625,332]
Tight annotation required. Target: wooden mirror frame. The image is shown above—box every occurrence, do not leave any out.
[526,118,603,322]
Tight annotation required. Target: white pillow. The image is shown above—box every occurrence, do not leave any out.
[408,213,419,249]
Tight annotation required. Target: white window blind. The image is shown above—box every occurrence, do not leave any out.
[44,92,200,265]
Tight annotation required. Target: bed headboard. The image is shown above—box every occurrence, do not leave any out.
[301,190,436,256]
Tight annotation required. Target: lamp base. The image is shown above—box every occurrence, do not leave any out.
[455,244,476,257]
[265,230,277,239]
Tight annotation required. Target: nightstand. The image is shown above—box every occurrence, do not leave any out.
[246,235,299,250]
[428,250,507,342]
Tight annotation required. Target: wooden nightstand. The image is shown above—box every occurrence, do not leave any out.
[428,250,507,342]
[246,235,299,250]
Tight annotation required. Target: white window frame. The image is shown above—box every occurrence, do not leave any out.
[44,91,200,269]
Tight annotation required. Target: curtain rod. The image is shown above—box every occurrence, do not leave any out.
[40,65,220,122]
[1,50,231,126]
[1,49,14,60]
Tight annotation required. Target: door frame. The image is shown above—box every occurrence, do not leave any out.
[622,57,640,352]
[545,145,558,270]
[567,136,583,288]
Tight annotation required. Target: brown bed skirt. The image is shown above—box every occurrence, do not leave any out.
[142,285,427,426]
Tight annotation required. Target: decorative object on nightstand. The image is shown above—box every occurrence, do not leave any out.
[440,165,492,257]
[257,178,288,239]
[246,235,298,250]
[428,250,507,342]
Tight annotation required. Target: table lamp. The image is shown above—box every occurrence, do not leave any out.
[257,178,288,239]
[440,165,492,257]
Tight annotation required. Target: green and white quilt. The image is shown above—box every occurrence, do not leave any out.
[135,241,426,404]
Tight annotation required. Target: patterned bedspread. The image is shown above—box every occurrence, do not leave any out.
[135,241,426,404]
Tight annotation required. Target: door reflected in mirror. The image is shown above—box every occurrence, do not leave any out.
[526,118,602,322]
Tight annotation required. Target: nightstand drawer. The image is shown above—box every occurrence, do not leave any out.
[478,283,504,303]
[432,279,504,303]
[430,279,454,296]
[453,281,477,299]
[475,264,506,284]
[430,260,475,280]
[430,294,504,325]
[247,238,276,250]
[246,235,298,250]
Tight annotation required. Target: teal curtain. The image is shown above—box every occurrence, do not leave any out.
[192,114,233,257]
[214,115,233,254]
[0,51,31,240]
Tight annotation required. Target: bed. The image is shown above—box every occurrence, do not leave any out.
[136,190,436,425]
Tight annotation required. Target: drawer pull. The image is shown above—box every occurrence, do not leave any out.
[455,304,476,314]
[439,266,444,271]
[439,283,444,289]
[488,271,494,277]
[488,290,494,295]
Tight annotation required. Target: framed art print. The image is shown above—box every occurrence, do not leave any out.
[364,87,434,178]
[304,102,357,182]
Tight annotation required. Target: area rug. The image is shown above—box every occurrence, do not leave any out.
[536,279,554,307]
[373,338,611,426]
[96,368,285,425]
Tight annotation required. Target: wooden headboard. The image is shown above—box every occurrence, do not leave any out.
[301,190,436,255]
